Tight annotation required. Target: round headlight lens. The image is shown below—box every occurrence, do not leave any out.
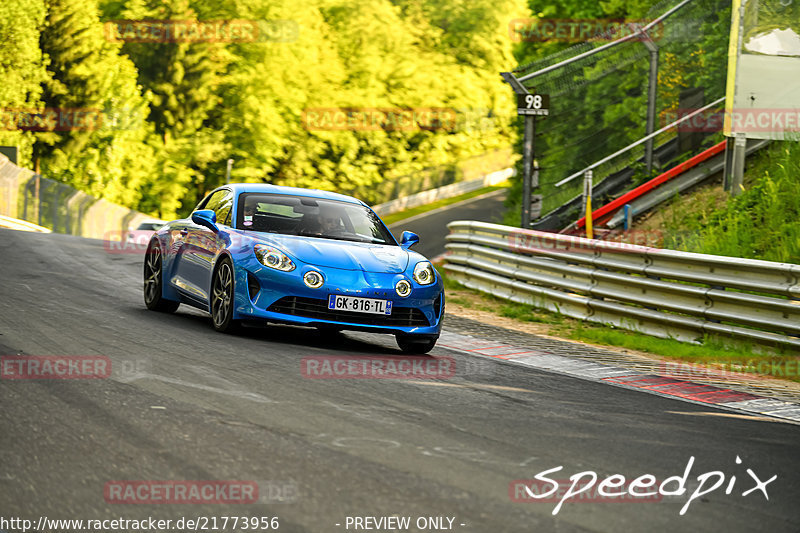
[413,261,435,285]
[254,244,295,271]
[303,270,324,288]
[266,252,281,267]
[395,279,412,297]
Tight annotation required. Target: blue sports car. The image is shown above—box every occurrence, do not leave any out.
[143,184,444,353]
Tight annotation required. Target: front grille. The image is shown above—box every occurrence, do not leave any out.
[267,296,429,327]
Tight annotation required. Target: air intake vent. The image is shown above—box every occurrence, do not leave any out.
[267,296,429,327]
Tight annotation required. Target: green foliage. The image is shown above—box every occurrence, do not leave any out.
[0,0,48,165]
[663,141,800,264]
[32,0,166,213]
[3,0,525,220]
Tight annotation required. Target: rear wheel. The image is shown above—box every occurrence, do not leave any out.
[211,258,240,333]
[396,334,438,354]
[143,241,179,313]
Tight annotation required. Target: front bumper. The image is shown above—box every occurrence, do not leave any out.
[232,257,444,336]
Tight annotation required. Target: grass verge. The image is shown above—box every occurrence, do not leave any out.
[640,140,800,263]
[381,181,510,226]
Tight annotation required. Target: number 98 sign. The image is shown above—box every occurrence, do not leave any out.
[517,93,550,116]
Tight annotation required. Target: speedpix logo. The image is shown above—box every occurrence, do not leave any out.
[513,456,776,515]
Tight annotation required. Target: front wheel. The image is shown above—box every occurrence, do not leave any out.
[143,241,180,313]
[396,334,438,355]
[211,257,240,333]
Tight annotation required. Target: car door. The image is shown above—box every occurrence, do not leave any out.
[192,190,234,300]
[171,189,230,302]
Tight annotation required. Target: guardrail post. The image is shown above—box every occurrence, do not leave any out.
[624,204,632,231]
[583,170,593,239]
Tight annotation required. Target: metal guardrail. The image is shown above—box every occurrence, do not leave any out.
[444,221,800,352]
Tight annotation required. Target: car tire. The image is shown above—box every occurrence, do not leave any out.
[143,240,180,313]
[211,257,240,333]
[396,334,438,355]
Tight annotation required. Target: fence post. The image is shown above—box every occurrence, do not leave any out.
[642,33,659,173]
[521,115,536,228]
[35,174,41,226]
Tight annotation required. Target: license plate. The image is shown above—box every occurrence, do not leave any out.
[328,295,392,315]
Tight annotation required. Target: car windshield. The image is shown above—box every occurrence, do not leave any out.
[237,193,396,245]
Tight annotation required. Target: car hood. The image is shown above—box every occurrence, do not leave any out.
[249,233,410,273]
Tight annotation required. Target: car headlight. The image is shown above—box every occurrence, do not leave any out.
[254,244,295,271]
[303,270,324,288]
[413,261,435,285]
[395,279,412,297]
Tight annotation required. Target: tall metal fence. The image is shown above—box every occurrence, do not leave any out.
[509,0,731,222]
[444,221,800,353]
[0,154,151,239]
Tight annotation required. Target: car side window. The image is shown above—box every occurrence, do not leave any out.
[194,192,214,212]
[199,190,234,227]
[202,191,226,214]
[216,192,234,226]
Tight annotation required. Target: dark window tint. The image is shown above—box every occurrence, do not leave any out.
[237,193,396,245]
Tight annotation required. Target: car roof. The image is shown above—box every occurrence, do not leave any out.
[222,183,367,207]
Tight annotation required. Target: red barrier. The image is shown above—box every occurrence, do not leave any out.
[575,140,726,229]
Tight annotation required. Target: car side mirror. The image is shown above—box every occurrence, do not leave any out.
[400,231,419,250]
[191,209,219,232]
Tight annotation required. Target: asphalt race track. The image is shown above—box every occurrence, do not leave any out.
[1,227,799,532]
[388,190,507,259]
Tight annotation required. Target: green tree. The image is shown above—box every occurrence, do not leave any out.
[0,0,48,166]
[35,0,162,211]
